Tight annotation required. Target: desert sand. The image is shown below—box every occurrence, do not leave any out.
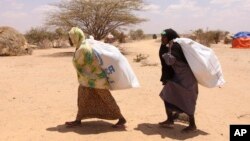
[1,39,250,141]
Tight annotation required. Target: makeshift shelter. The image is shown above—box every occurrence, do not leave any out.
[232,32,250,48]
[0,26,32,56]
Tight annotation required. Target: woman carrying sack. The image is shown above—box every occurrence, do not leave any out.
[159,28,198,132]
[65,27,126,128]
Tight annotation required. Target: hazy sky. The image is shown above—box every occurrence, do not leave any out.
[0,0,249,34]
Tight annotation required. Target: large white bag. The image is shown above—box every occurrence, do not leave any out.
[173,38,225,88]
[87,39,140,90]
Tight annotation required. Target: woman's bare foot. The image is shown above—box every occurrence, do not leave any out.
[112,117,127,128]
[65,120,81,128]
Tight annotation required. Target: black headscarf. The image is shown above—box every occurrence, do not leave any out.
[159,28,179,84]
[161,28,180,42]
[162,28,187,64]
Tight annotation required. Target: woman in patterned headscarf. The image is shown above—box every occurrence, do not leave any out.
[65,27,126,128]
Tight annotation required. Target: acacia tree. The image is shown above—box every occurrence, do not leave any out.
[46,0,146,40]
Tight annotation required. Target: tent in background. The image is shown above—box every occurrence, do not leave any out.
[232,32,250,48]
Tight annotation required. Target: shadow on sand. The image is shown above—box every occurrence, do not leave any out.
[135,123,209,140]
[41,52,74,57]
[46,120,126,135]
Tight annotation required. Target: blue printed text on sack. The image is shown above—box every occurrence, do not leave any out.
[105,65,115,75]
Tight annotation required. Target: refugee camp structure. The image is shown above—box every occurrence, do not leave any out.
[232,32,250,48]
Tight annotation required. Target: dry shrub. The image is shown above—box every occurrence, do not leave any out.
[53,39,70,48]
[129,29,145,40]
[25,27,68,48]
[117,32,126,43]
[224,36,232,44]
[0,26,32,56]
[193,29,230,47]
[133,53,149,62]
[133,54,158,67]
[38,39,53,49]
[141,60,158,67]
[110,30,127,43]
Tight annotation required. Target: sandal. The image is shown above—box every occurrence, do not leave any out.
[159,120,174,128]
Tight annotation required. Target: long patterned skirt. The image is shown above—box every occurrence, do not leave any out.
[76,85,123,120]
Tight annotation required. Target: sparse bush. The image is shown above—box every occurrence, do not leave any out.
[152,34,157,39]
[129,29,145,40]
[224,36,232,44]
[53,39,70,48]
[25,27,53,45]
[38,39,53,49]
[213,31,221,44]
[25,27,68,48]
[133,53,157,67]
[193,29,229,47]
[117,32,126,43]
[110,30,127,43]
[133,53,149,62]
[223,31,232,44]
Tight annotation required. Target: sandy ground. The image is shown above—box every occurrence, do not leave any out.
[1,39,250,141]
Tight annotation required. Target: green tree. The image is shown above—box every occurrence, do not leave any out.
[46,0,146,40]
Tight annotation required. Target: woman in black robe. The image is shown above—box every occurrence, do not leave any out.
[159,28,198,132]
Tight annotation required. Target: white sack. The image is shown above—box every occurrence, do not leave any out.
[174,38,225,88]
[87,39,140,90]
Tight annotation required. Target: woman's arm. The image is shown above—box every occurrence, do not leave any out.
[170,42,187,64]
[74,48,85,65]
[159,44,174,83]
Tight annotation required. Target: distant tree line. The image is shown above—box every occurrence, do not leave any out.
[191,29,230,47]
